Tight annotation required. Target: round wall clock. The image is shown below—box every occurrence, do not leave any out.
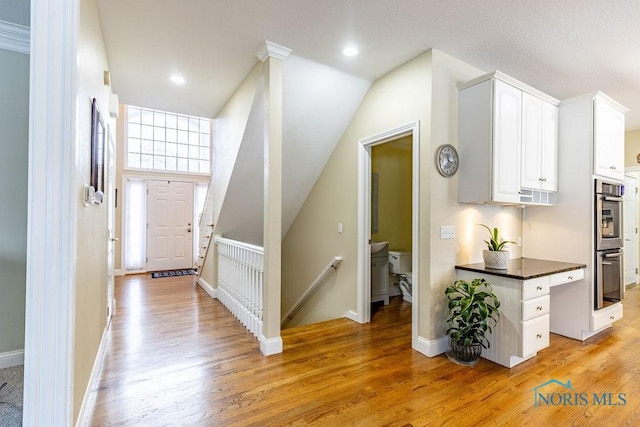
[436,144,459,177]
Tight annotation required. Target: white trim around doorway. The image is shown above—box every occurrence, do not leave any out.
[24,0,79,424]
[357,120,420,350]
[120,173,209,275]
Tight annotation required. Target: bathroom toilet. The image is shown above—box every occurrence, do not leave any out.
[398,273,413,303]
[388,250,412,303]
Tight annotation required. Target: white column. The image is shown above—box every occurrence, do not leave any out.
[257,41,291,355]
[24,0,79,424]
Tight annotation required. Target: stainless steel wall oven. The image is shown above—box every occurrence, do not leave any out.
[594,179,624,309]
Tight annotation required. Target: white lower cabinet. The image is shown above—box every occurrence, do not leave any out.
[591,303,623,331]
[549,268,584,286]
[371,257,389,305]
[522,276,549,300]
[522,295,550,321]
[456,267,584,368]
[521,314,550,357]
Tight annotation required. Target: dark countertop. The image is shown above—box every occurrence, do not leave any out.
[455,257,586,280]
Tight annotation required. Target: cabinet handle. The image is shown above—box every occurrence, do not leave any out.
[536,306,543,311]
[610,166,617,170]
[568,276,573,280]
[610,316,615,320]
[536,286,543,291]
[536,334,543,339]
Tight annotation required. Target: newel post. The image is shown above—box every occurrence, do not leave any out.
[257,41,291,355]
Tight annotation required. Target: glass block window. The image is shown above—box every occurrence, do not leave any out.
[126,106,211,174]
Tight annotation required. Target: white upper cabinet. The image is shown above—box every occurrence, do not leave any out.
[521,93,558,191]
[458,71,559,205]
[492,80,522,203]
[540,102,559,191]
[594,97,625,182]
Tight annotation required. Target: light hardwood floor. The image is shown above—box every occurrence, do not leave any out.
[86,274,640,426]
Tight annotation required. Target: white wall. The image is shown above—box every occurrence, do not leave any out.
[281,49,524,344]
[0,0,30,27]
[282,56,370,236]
[73,0,114,420]
[211,62,263,236]
[281,51,434,327]
[426,50,522,338]
[214,77,265,245]
[625,130,640,167]
[0,47,29,355]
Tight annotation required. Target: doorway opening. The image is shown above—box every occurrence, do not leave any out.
[624,173,639,286]
[370,137,413,321]
[357,121,420,348]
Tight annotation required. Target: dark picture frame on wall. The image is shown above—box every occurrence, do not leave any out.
[90,97,105,204]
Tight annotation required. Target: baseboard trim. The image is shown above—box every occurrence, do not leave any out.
[414,335,449,357]
[343,310,358,323]
[75,325,109,427]
[0,20,29,55]
[0,350,24,369]
[259,335,283,356]
[197,277,217,299]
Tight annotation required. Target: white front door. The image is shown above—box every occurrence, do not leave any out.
[106,126,116,323]
[147,180,194,271]
[624,174,638,285]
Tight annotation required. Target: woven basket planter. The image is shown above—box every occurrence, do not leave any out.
[483,249,509,270]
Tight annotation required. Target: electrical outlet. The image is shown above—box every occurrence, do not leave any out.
[440,225,455,239]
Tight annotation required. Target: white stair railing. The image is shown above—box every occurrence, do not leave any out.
[281,256,342,327]
[215,236,264,337]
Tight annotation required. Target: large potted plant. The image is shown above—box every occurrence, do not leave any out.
[479,224,515,269]
[445,277,500,366]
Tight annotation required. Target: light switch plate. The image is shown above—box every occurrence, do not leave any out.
[440,225,455,239]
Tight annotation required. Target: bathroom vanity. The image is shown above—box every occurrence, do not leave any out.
[371,242,390,305]
[455,258,586,368]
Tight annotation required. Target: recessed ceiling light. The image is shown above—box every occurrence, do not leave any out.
[342,46,359,57]
[170,74,186,85]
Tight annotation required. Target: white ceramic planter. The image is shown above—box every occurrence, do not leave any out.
[483,249,509,269]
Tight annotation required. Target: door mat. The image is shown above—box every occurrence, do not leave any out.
[151,269,197,278]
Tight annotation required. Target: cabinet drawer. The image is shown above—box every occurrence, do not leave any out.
[522,295,550,321]
[591,303,623,331]
[521,314,550,357]
[550,268,584,287]
[522,276,550,300]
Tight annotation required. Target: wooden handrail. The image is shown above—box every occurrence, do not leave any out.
[281,256,342,326]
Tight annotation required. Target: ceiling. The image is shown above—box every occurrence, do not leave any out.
[95,0,640,130]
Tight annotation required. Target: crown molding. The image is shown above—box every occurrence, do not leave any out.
[0,20,30,54]
[256,41,292,62]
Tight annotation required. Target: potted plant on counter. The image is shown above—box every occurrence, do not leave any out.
[479,224,516,270]
[445,277,500,366]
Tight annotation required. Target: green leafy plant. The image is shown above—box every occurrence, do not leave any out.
[445,278,500,349]
[479,224,516,251]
